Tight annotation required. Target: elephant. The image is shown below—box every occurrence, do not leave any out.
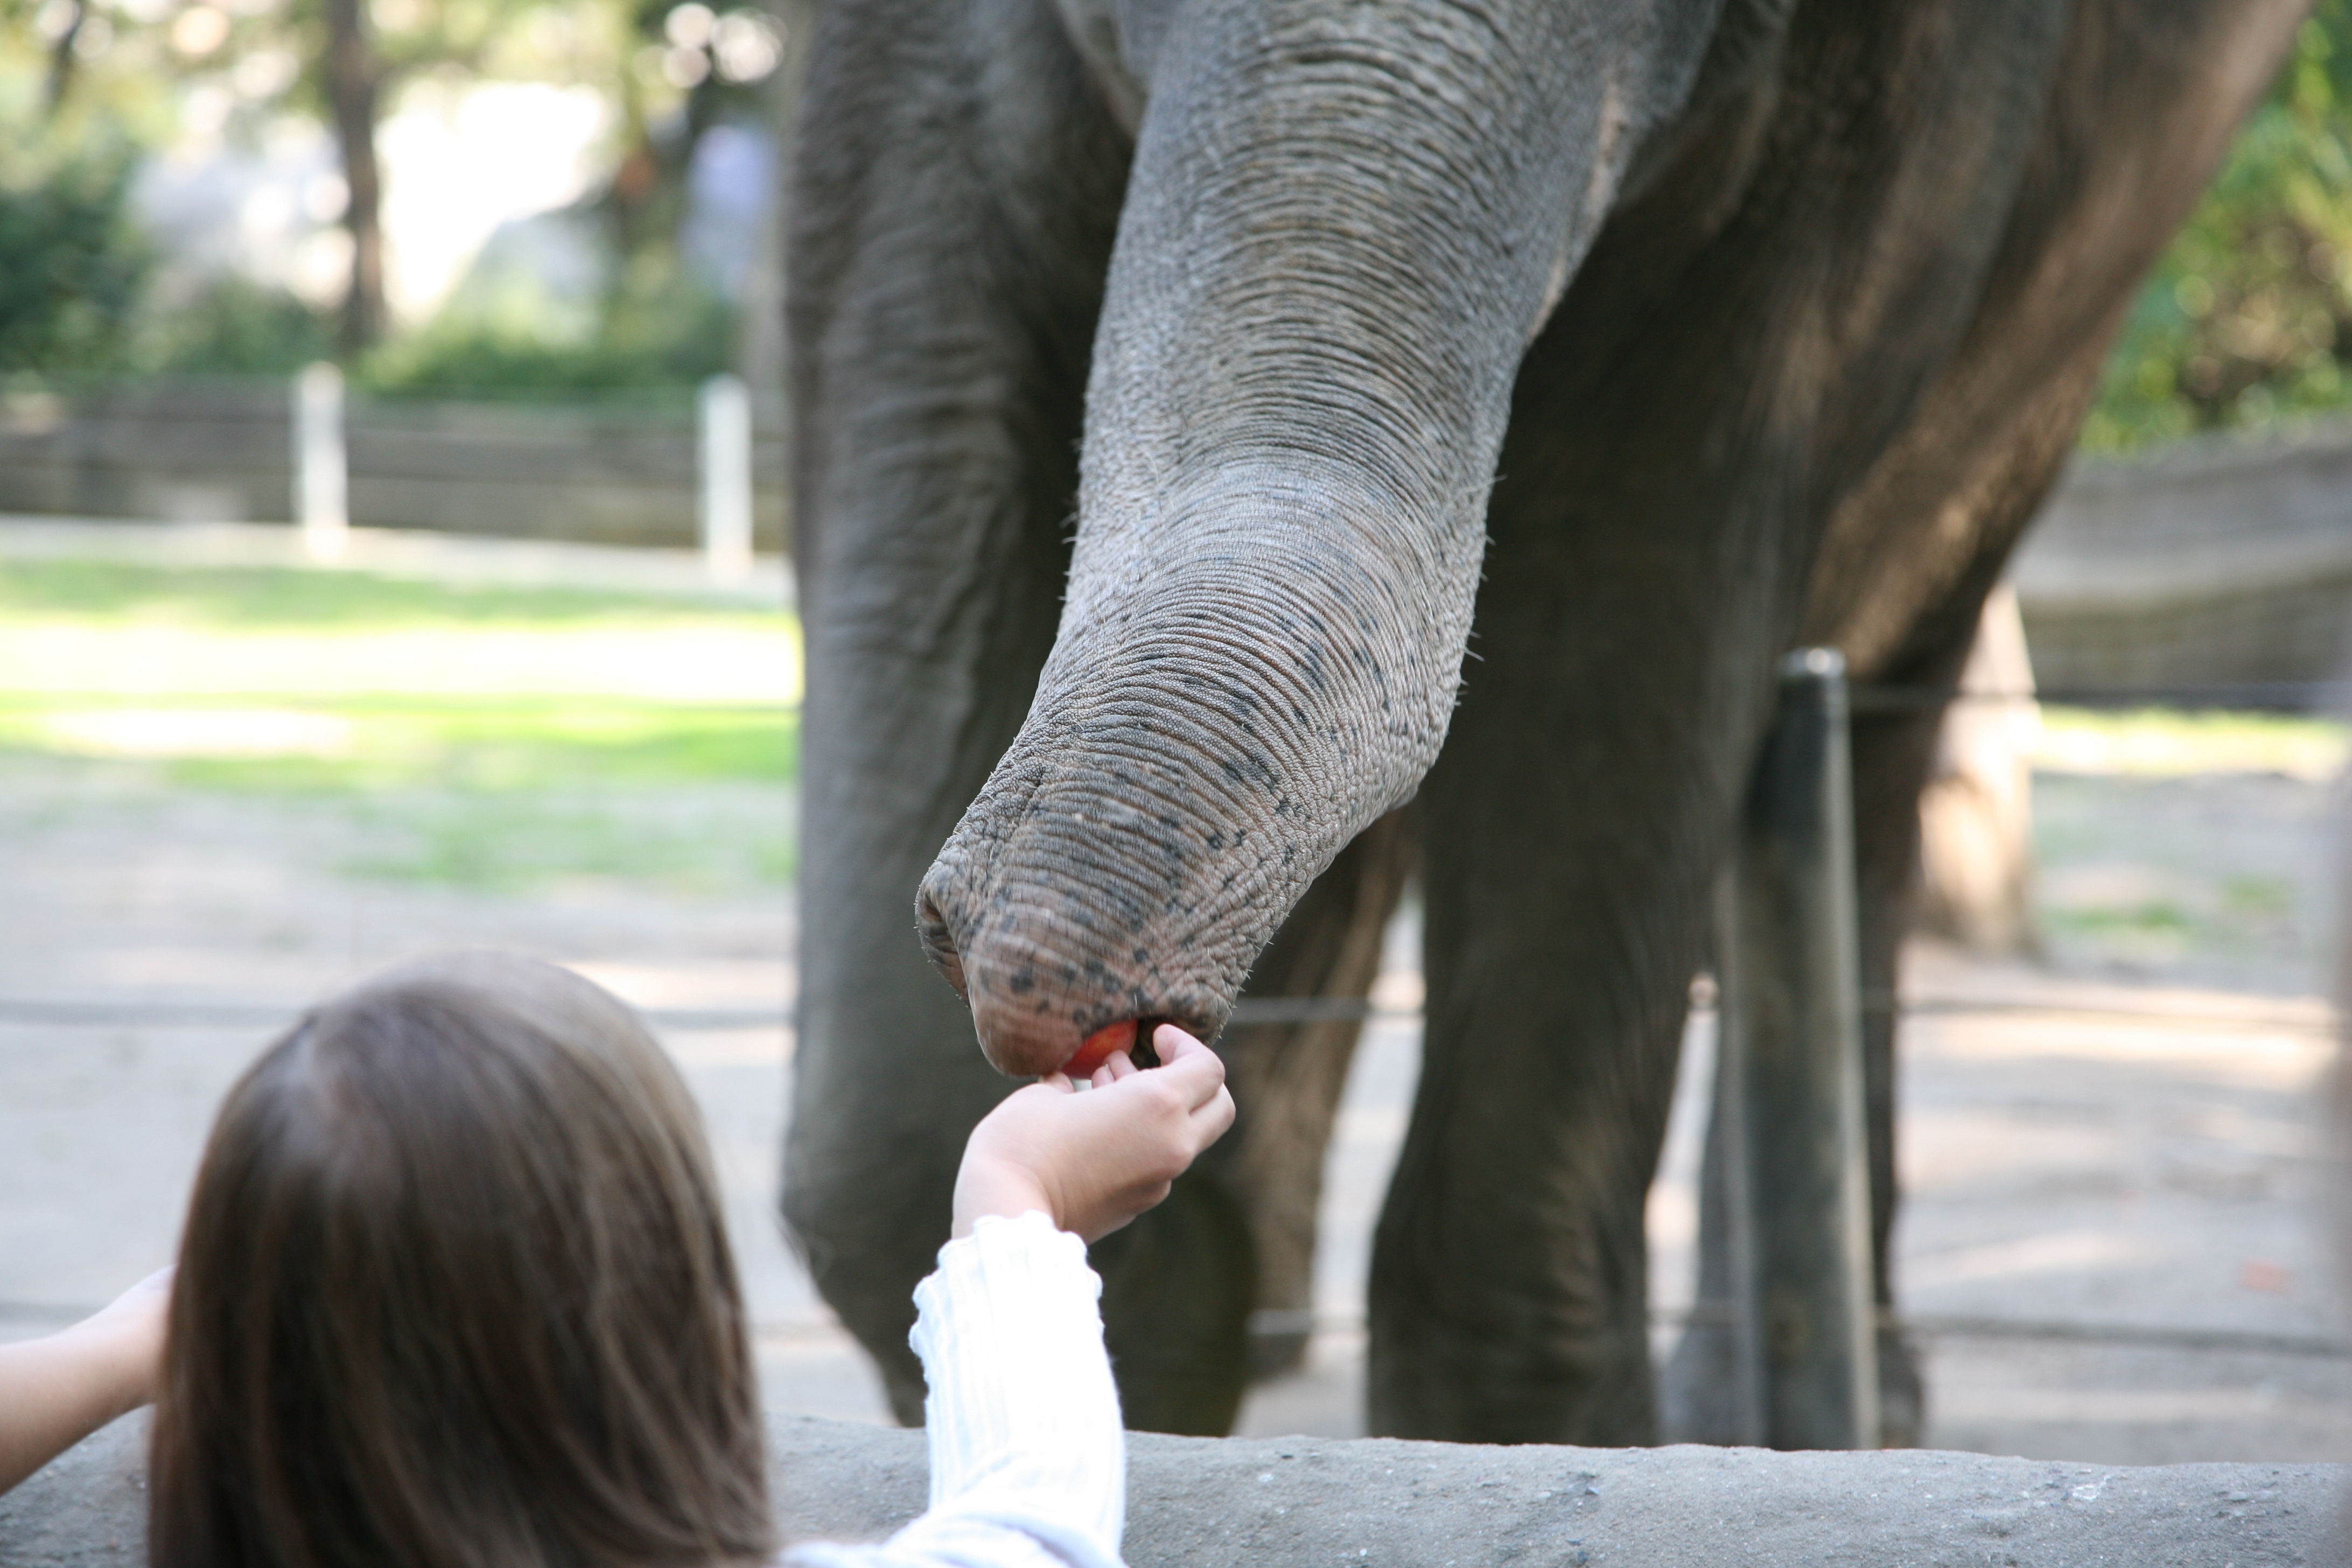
[781,0,2304,1444]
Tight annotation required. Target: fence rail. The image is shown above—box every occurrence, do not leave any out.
[1853,680,2346,711]
[0,375,788,552]
[1258,1306,2352,1362]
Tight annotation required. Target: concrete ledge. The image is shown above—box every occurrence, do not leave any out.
[6,1412,2343,1566]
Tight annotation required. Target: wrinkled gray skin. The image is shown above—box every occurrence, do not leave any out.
[784,0,2304,1443]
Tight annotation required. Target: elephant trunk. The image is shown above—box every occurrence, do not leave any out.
[920,0,1711,1076]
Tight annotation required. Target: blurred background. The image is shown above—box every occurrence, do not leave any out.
[8,0,2352,1468]
[0,0,795,405]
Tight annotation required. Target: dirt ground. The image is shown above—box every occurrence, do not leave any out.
[2,525,2346,1464]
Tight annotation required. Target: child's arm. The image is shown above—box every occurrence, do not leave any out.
[892,1210,1126,1567]
[0,1270,172,1495]
[787,1026,1233,1568]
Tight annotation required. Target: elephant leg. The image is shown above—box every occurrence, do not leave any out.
[1090,807,1417,1432]
[1367,0,2294,1451]
[1651,626,1985,1451]
[780,0,1124,1424]
[1369,525,1770,1444]
[1787,0,2308,1440]
[1835,348,2126,1447]
[1845,638,1969,1450]
[1224,808,1418,1381]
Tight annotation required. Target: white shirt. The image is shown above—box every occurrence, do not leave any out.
[780,1212,1125,1568]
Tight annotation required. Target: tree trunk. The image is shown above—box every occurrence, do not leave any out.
[736,0,814,424]
[323,0,386,353]
[42,0,84,116]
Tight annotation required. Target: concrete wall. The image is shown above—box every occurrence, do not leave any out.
[7,1412,2341,1566]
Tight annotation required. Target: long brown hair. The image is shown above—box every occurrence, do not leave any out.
[150,951,773,1568]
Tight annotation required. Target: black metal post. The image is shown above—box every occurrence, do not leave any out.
[1688,866,1767,1444]
[1716,647,1879,1450]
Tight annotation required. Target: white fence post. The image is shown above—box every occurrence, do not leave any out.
[292,362,347,561]
[699,373,754,584]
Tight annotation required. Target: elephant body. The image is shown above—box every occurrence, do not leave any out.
[784,0,2302,1443]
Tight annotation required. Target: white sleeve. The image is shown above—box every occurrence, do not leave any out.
[778,1212,1126,1568]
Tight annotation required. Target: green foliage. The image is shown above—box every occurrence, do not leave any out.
[142,275,334,376]
[0,137,150,374]
[359,268,738,400]
[0,0,770,394]
[0,10,330,380]
[2083,2,2352,450]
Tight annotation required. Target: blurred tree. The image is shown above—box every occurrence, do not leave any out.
[319,0,384,350]
[146,274,334,372]
[595,0,785,277]
[2084,0,2352,450]
[260,0,791,367]
[14,0,634,358]
[0,138,150,374]
[736,0,809,419]
[39,0,88,113]
[1,0,178,148]
[353,0,796,398]
[0,9,172,375]
[281,0,596,353]
[359,268,734,397]
[0,0,797,391]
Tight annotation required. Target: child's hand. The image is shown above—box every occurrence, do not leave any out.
[954,1024,1236,1243]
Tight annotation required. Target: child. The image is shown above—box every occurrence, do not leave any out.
[0,951,1233,1568]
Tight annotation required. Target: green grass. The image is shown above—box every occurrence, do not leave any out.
[2045,901,2196,940]
[0,703,799,890]
[2221,873,2295,920]
[0,558,779,629]
[0,557,799,892]
[0,704,799,891]
[338,786,795,894]
[2029,767,2328,983]
[0,698,795,789]
[2035,705,2349,777]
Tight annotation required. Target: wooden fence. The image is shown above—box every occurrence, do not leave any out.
[0,379,788,552]
[2014,424,2352,701]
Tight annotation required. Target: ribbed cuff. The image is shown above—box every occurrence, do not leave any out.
[904,1210,1125,1564]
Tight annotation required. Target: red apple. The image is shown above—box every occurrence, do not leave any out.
[1061,1020,1135,1079]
